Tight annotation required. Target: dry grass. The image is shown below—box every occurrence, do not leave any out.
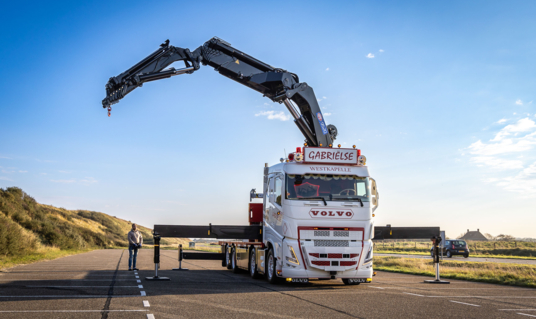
[374,256,536,288]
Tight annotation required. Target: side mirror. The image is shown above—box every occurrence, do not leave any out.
[370,178,379,212]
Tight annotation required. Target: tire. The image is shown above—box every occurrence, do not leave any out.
[446,250,452,258]
[231,248,240,273]
[249,249,260,279]
[342,279,361,285]
[430,250,434,258]
[464,254,469,258]
[266,248,280,284]
[225,245,232,269]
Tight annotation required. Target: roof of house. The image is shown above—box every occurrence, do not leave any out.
[459,229,488,241]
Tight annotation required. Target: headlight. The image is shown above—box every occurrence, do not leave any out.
[286,245,300,265]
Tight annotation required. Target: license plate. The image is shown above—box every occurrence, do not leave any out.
[459,250,465,253]
[349,278,368,283]
[291,278,309,283]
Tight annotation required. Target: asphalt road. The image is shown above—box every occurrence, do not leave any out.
[0,249,535,318]
[376,253,536,265]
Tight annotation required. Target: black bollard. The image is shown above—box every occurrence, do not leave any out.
[145,233,170,281]
[172,244,189,271]
[425,235,449,284]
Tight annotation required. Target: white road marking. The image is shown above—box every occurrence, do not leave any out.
[368,286,384,289]
[138,285,144,289]
[518,313,536,318]
[147,314,155,319]
[403,292,424,297]
[0,310,148,313]
[500,309,536,311]
[137,280,141,283]
[141,291,146,296]
[143,300,150,307]
[136,276,140,278]
[449,300,480,307]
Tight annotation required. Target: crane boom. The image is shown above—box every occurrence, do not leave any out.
[102,37,337,147]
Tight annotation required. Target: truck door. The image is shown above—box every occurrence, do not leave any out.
[266,175,283,233]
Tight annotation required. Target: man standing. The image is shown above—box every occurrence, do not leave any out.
[128,224,143,271]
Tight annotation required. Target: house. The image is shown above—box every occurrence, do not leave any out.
[458,229,488,241]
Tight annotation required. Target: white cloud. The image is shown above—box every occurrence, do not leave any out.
[366,53,375,59]
[0,176,13,181]
[497,119,507,124]
[40,173,47,175]
[80,177,98,185]
[263,103,269,106]
[255,111,291,121]
[491,118,536,142]
[18,170,27,173]
[379,49,384,52]
[0,155,11,159]
[50,179,76,183]
[467,118,536,195]
[470,156,523,170]
[325,67,330,71]
[516,99,523,105]
[323,113,332,117]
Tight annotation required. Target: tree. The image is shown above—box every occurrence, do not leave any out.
[495,234,515,241]
[484,233,495,240]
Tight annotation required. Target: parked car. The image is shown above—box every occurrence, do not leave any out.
[430,240,470,258]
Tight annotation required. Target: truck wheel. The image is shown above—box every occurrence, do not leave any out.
[225,245,232,269]
[446,250,452,258]
[430,250,434,258]
[231,248,240,273]
[249,249,260,279]
[266,248,280,284]
[342,279,361,285]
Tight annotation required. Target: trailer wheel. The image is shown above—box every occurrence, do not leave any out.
[342,279,361,285]
[225,245,232,269]
[249,249,260,279]
[231,247,240,273]
[266,248,280,284]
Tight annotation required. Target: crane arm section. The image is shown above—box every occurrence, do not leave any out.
[102,37,337,147]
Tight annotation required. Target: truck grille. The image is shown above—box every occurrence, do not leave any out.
[333,231,349,237]
[311,260,330,266]
[314,230,330,237]
[313,240,349,247]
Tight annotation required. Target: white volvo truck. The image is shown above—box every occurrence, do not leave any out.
[223,146,378,285]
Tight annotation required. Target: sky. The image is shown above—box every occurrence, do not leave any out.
[1,1,535,238]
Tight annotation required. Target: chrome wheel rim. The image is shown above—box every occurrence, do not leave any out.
[232,250,236,268]
[225,246,229,264]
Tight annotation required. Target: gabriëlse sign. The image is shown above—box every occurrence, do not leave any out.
[303,147,358,165]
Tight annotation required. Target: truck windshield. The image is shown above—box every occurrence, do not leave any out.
[285,174,369,202]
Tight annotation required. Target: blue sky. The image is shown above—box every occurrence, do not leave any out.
[1,1,535,238]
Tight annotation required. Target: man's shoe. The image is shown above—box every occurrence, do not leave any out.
[128,269,133,271]
[133,268,139,271]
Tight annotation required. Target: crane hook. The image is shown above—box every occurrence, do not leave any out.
[107,106,112,117]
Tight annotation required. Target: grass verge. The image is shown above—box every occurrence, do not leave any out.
[0,247,96,271]
[375,250,536,260]
[374,256,536,288]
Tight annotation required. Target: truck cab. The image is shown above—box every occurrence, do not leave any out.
[237,146,379,284]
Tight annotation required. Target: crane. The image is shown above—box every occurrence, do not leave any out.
[102,37,338,147]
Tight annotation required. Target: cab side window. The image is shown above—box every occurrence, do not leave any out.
[275,177,282,206]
